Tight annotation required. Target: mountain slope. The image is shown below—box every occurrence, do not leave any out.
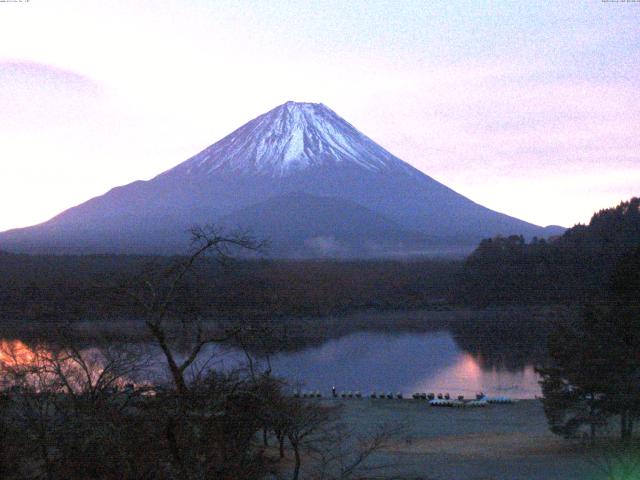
[218,192,434,257]
[0,101,563,256]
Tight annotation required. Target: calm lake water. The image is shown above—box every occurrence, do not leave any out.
[1,329,543,399]
[203,330,541,399]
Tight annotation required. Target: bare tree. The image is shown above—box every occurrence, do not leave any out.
[269,396,403,480]
[279,399,339,480]
[0,330,151,480]
[307,421,403,480]
[121,225,265,395]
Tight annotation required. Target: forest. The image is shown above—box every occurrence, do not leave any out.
[458,198,640,305]
[0,198,637,329]
[0,253,460,326]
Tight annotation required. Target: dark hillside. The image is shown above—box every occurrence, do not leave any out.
[459,198,640,305]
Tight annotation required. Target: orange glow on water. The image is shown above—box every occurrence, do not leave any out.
[0,339,39,367]
[427,354,485,394]
[411,353,540,399]
[0,339,143,393]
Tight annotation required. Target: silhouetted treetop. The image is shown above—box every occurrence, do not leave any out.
[460,198,640,305]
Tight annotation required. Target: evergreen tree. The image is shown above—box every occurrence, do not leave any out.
[537,247,640,441]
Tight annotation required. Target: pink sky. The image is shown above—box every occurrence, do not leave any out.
[0,0,638,231]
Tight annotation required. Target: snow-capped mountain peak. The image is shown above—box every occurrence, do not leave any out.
[0,100,560,256]
[170,101,409,177]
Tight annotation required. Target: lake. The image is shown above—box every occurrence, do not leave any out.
[194,329,542,399]
[2,307,560,399]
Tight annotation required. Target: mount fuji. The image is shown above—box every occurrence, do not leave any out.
[0,101,563,257]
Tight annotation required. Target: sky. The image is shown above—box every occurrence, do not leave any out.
[0,0,638,231]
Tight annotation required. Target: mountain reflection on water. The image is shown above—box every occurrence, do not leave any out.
[256,331,542,398]
[1,329,546,399]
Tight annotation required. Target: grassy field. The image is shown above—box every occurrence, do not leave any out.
[312,398,599,480]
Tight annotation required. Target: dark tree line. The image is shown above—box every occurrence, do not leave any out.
[459,197,640,305]
[456,198,640,446]
[0,251,461,329]
[537,246,640,443]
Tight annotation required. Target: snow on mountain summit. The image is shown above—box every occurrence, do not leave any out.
[170,101,412,177]
[0,100,561,256]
